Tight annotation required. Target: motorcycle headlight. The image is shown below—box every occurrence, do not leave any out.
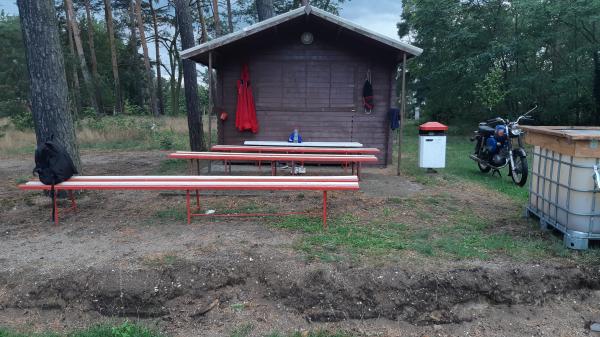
[511,128,522,136]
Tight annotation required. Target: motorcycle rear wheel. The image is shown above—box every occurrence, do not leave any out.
[511,155,528,186]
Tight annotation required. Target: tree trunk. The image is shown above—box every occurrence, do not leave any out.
[150,0,164,115]
[64,0,81,117]
[17,0,81,171]
[175,0,205,151]
[84,0,98,78]
[128,0,145,108]
[167,30,179,115]
[103,0,123,114]
[84,0,104,112]
[594,50,600,124]
[256,0,274,21]
[196,0,208,42]
[175,58,183,115]
[226,0,233,33]
[135,0,159,117]
[65,0,101,116]
[211,0,222,36]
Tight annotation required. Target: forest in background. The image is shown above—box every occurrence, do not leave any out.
[0,0,347,129]
[1,0,599,131]
[399,0,600,125]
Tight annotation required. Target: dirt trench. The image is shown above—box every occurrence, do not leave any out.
[2,256,599,326]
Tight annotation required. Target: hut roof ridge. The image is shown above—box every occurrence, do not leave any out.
[180,5,423,61]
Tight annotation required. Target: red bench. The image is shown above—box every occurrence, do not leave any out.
[169,151,378,177]
[19,175,359,228]
[211,145,380,155]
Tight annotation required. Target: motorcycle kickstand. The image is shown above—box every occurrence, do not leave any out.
[492,169,502,177]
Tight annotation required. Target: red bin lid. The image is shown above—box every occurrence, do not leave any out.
[419,122,448,131]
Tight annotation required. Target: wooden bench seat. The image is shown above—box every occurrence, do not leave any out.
[19,176,359,228]
[169,152,378,177]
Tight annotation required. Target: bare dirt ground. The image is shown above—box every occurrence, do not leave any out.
[1,150,600,337]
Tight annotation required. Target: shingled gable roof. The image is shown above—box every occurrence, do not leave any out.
[180,5,423,65]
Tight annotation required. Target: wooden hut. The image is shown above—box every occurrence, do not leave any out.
[181,5,422,166]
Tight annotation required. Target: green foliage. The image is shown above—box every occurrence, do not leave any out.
[399,0,600,125]
[0,12,28,118]
[9,110,34,130]
[123,100,146,116]
[0,322,164,337]
[475,67,507,111]
[229,324,254,337]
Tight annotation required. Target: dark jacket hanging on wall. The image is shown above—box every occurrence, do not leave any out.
[362,79,374,111]
[389,108,400,130]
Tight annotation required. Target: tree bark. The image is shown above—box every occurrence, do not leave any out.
[84,0,98,78]
[594,50,600,124]
[65,0,101,116]
[256,0,274,21]
[64,0,81,117]
[196,0,208,42]
[128,0,145,108]
[103,0,123,114]
[135,0,159,117]
[17,0,81,171]
[149,0,164,115]
[211,0,222,36]
[226,0,233,33]
[84,0,104,112]
[175,0,205,151]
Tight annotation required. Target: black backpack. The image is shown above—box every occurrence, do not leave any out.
[33,138,78,186]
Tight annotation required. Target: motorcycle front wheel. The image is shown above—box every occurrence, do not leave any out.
[511,155,528,186]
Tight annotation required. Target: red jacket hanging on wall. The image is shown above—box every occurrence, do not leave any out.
[235,64,259,133]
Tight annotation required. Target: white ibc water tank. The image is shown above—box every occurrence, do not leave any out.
[523,126,600,250]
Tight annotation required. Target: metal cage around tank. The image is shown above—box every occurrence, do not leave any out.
[526,146,600,250]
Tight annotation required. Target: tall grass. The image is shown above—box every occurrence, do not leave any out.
[0,116,218,155]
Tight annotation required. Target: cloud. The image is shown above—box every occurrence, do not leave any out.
[341,0,402,39]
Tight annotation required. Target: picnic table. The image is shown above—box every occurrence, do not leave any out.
[169,151,378,177]
[211,145,380,155]
[244,141,364,148]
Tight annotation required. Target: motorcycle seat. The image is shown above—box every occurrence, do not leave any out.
[478,125,496,135]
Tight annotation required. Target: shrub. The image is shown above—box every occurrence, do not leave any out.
[9,110,34,130]
[124,100,146,115]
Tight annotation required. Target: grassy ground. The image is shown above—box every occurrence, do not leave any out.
[269,122,600,263]
[401,122,529,203]
[0,322,352,337]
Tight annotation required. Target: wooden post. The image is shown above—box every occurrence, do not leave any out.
[397,52,407,176]
[208,51,213,174]
[208,111,212,173]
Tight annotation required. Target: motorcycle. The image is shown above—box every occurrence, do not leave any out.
[469,106,536,186]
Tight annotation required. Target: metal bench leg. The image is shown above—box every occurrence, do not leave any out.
[53,190,59,225]
[186,190,191,225]
[357,163,361,180]
[195,190,201,210]
[322,191,328,230]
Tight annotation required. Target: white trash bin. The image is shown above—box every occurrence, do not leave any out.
[418,122,448,169]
